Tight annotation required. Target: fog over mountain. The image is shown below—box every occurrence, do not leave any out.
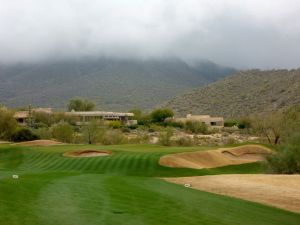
[0,57,237,110]
[0,0,300,69]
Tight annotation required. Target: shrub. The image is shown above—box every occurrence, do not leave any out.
[33,112,52,127]
[137,114,152,126]
[0,108,18,140]
[33,128,52,140]
[151,108,174,123]
[265,133,300,174]
[121,127,131,133]
[175,136,194,146]
[226,137,236,145]
[237,118,252,129]
[67,98,95,111]
[101,130,126,145]
[108,121,121,129]
[163,119,184,128]
[127,124,138,129]
[148,124,164,132]
[82,120,105,144]
[224,120,238,127]
[185,121,208,134]
[51,123,74,143]
[158,128,173,146]
[11,128,40,142]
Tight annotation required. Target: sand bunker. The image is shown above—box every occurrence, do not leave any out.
[15,140,63,146]
[164,174,300,214]
[159,145,271,169]
[63,150,111,158]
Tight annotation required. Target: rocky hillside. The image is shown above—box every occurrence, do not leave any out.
[0,57,235,111]
[165,69,300,118]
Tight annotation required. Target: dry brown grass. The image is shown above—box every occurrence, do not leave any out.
[164,174,300,214]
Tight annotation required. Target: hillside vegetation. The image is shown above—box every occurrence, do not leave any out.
[0,58,235,110]
[166,69,300,118]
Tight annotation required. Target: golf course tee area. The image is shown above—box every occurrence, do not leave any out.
[0,143,299,225]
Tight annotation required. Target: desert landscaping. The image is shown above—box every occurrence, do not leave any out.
[1,1,300,224]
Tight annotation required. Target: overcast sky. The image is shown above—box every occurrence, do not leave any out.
[0,0,300,68]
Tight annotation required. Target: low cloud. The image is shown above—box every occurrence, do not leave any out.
[0,0,300,68]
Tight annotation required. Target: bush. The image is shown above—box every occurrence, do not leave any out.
[0,108,18,140]
[151,108,174,123]
[163,119,184,128]
[82,120,105,144]
[101,130,126,145]
[175,136,194,146]
[148,124,164,132]
[108,121,121,129]
[67,98,95,111]
[137,114,152,126]
[265,133,300,174]
[237,118,252,129]
[33,128,52,140]
[33,112,52,127]
[185,121,208,134]
[121,127,131,133]
[224,120,239,127]
[51,123,74,143]
[127,124,138,129]
[11,128,40,142]
[158,128,173,146]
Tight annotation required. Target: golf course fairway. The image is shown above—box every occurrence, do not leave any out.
[0,144,299,225]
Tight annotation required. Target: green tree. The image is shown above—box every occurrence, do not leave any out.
[151,108,174,123]
[82,120,105,144]
[11,128,39,142]
[67,98,95,112]
[266,132,300,174]
[51,122,74,143]
[252,106,300,145]
[0,108,18,140]
[33,112,52,127]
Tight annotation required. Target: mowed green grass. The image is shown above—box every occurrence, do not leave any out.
[0,144,299,225]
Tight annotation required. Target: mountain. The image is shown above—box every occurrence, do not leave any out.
[0,58,236,111]
[165,69,300,118]
[188,60,237,82]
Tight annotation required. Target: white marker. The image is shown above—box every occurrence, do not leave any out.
[184,183,191,188]
[12,175,19,179]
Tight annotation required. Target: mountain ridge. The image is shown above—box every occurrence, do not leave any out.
[165,69,300,118]
[0,57,236,111]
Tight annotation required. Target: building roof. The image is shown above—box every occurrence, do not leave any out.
[33,108,52,114]
[14,108,52,119]
[65,111,134,117]
[14,111,29,119]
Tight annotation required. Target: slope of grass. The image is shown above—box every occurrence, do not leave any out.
[0,144,299,225]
